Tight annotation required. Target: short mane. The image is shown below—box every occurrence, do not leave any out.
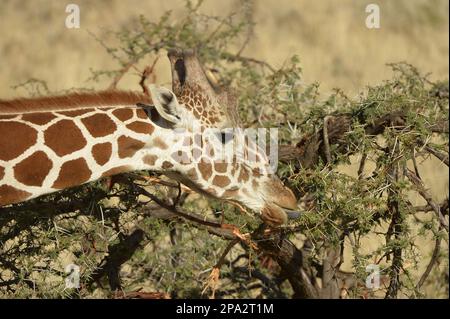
[0,90,152,114]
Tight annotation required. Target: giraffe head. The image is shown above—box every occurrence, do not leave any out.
[146,50,301,226]
[0,48,299,227]
[166,48,238,129]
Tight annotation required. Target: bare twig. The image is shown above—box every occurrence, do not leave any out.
[136,185,222,229]
[406,169,449,232]
[202,239,239,299]
[357,152,367,179]
[415,229,442,292]
[428,120,449,134]
[424,145,449,167]
[412,147,421,179]
[221,52,276,73]
[108,60,137,90]
[385,149,404,299]
[320,243,342,299]
[139,56,160,95]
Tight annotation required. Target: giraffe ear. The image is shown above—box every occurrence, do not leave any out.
[148,84,181,124]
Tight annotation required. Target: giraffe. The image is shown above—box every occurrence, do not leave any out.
[0,51,300,226]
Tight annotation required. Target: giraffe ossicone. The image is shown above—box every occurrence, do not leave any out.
[0,50,301,226]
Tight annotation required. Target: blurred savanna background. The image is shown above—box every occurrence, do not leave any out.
[0,0,448,298]
[0,0,448,96]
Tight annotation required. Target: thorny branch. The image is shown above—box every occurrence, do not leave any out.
[415,227,443,292]
[406,169,449,232]
[385,153,404,299]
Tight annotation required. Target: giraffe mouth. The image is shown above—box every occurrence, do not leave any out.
[271,189,302,220]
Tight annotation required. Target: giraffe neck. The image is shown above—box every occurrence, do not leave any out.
[0,91,273,211]
[0,102,161,205]
[0,105,257,207]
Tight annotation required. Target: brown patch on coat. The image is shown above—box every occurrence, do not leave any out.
[92,142,112,166]
[0,122,37,161]
[126,121,154,135]
[153,137,168,150]
[112,108,134,122]
[81,113,117,137]
[117,136,145,158]
[101,165,131,177]
[186,167,198,181]
[238,167,249,183]
[14,151,53,187]
[0,185,32,206]
[212,175,231,187]
[0,115,18,120]
[198,158,213,180]
[223,188,239,198]
[162,161,174,169]
[52,158,92,189]
[210,117,219,124]
[193,109,201,119]
[44,120,87,157]
[21,112,57,125]
[136,109,149,119]
[214,162,228,173]
[0,167,4,180]
[252,168,262,177]
[0,90,151,114]
[143,154,158,166]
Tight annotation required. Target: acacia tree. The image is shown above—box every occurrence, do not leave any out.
[0,1,448,298]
